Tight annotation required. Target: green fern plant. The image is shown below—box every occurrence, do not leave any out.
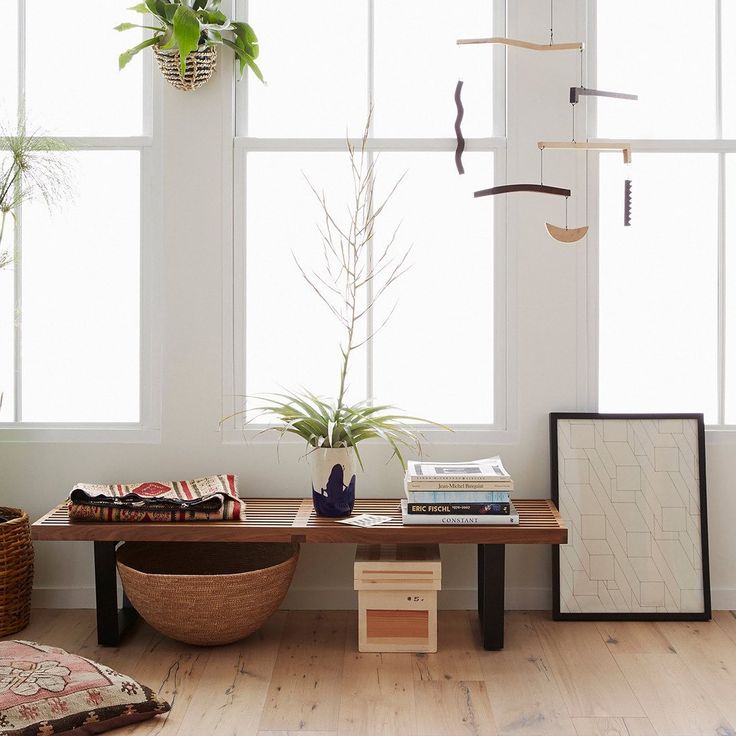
[116,0,263,81]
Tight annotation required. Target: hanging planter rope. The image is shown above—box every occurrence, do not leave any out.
[153,46,218,92]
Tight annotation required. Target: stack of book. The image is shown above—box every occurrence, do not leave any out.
[401,457,519,525]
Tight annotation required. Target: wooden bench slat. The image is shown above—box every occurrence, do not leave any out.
[31,497,567,545]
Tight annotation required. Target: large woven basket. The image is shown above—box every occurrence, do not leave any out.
[153,45,217,91]
[117,542,299,646]
[0,507,34,637]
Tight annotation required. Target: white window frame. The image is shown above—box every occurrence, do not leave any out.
[584,0,736,438]
[0,0,162,443]
[222,0,516,444]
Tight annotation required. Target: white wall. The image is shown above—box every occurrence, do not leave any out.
[2,0,735,611]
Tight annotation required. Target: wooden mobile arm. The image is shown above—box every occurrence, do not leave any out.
[457,37,583,52]
[538,141,633,164]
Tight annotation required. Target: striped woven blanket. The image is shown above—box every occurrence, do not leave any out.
[67,474,246,522]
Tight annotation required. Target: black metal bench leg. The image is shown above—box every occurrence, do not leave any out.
[478,543,505,650]
[93,541,138,646]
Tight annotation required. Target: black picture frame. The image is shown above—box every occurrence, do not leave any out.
[550,412,711,622]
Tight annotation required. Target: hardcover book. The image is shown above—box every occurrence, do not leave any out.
[406,502,510,515]
[401,500,519,525]
[405,490,511,504]
[406,456,511,483]
[404,480,514,491]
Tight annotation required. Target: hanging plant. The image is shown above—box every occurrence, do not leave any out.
[116,0,263,92]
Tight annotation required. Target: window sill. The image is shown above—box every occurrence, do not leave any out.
[0,424,161,444]
[704,427,736,444]
[221,425,520,447]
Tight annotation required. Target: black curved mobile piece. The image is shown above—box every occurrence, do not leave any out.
[454,80,466,175]
[474,183,572,198]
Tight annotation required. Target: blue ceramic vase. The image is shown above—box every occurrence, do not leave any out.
[309,448,357,517]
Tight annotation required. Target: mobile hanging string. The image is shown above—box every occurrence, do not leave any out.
[573,36,584,144]
[580,47,584,88]
[540,146,545,184]
[550,0,554,45]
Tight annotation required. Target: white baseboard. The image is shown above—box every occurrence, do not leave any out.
[31,586,95,608]
[32,585,552,611]
[713,587,736,610]
[32,587,97,609]
[32,585,736,612]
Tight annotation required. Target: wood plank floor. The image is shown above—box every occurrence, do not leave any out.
[5,610,736,736]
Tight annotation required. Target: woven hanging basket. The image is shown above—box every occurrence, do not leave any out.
[0,507,34,637]
[117,541,299,646]
[153,45,217,92]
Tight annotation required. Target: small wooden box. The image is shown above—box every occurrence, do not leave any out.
[354,544,441,653]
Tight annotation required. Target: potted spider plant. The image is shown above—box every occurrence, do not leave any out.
[116,0,263,92]
[239,118,444,517]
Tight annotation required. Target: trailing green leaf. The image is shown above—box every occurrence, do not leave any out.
[114,22,161,32]
[171,5,201,74]
[197,8,227,25]
[221,38,262,81]
[144,0,166,18]
[119,36,158,69]
[231,21,259,58]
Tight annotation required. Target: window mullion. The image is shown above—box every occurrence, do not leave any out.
[716,0,726,425]
[241,0,249,138]
[366,0,375,404]
[716,0,723,140]
[13,0,26,423]
[717,152,726,425]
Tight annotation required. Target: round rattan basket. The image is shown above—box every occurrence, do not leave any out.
[0,507,34,637]
[117,542,299,646]
[153,45,217,91]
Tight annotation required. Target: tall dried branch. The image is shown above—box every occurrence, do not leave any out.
[294,111,410,409]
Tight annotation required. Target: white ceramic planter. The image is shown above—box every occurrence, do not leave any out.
[309,447,357,517]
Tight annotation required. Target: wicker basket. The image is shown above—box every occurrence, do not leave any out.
[153,45,217,91]
[117,542,299,646]
[0,507,34,637]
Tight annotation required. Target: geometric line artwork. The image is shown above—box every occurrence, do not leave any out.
[550,413,711,621]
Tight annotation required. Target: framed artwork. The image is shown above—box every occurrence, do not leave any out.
[550,413,711,621]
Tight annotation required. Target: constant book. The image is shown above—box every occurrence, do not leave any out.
[401,500,519,525]
[405,490,511,504]
[406,457,511,483]
[406,502,510,515]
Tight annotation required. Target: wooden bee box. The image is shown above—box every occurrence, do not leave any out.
[354,544,441,653]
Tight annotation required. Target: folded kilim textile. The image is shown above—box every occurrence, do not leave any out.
[67,474,246,522]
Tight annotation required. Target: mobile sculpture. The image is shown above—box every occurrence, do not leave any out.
[456,1,638,244]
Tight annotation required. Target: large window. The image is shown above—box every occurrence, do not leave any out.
[593,0,735,426]
[232,0,506,428]
[0,1,157,432]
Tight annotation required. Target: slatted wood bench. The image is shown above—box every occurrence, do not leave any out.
[32,498,567,651]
